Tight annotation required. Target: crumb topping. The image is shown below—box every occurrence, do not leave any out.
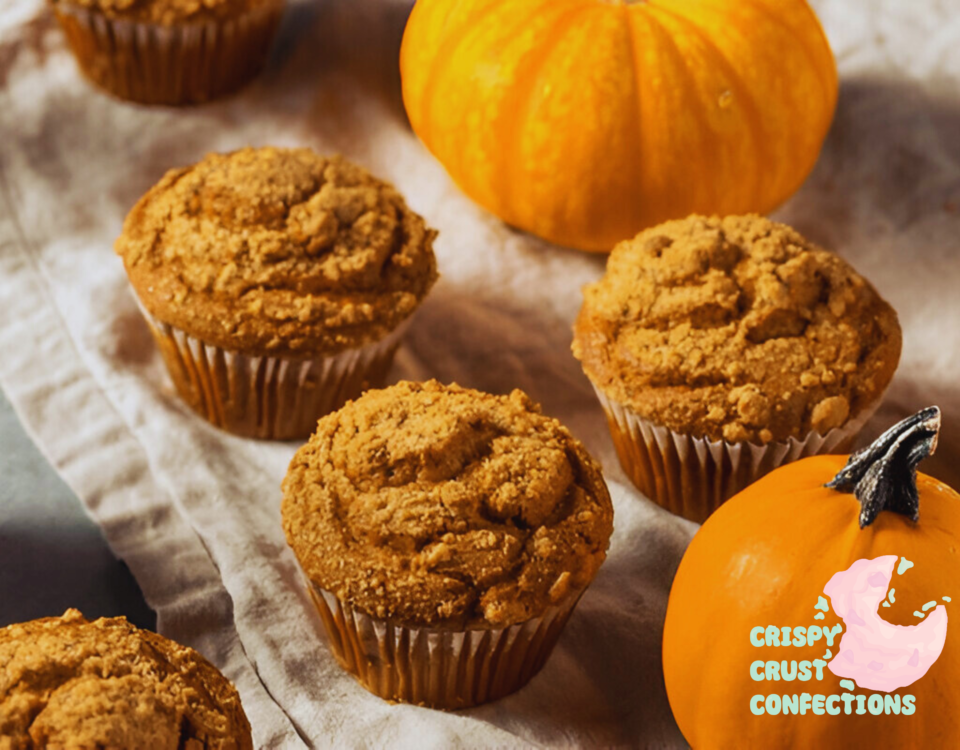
[573,215,901,443]
[116,147,438,356]
[0,610,252,749]
[53,0,277,25]
[281,381,614,628]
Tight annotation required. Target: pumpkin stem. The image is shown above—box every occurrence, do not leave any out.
[825,407,941,528]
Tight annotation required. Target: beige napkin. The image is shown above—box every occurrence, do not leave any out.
[1,0,959,746]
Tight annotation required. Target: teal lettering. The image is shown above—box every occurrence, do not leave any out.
[812,694,826,715]
[750,627,765,647]
[812,659,826,680]
[884,694,901,715]
[824,624,843,647]
[841,693,855,714]
[826,695,841,715]
[750,661,765,681]
[765,625,780,647]
[782,694,799,715]
[792,626,806,647]
[765,694,782,715]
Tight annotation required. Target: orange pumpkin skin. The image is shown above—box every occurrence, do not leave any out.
[400,0,838,252]
[662,455,960,749]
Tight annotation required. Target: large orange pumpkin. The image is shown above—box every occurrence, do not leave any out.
[400,0,838,252]
[663,408,959,748]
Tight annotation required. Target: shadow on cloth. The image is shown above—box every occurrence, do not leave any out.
[266,0,414,128]
[774,75,960,488]
[0,523,155,630]
[461,498,693,747]
[2,0,417,211]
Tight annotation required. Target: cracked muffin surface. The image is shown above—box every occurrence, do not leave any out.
[116,147,438,356]
[52,0,276,25]
[0,609,252,750]
[281,380,614,628]
[573,215,901,443]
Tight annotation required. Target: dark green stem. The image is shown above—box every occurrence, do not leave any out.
[826,407,941,528]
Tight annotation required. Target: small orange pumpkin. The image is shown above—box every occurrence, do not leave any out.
[400,0,838,252]
[663,409,959,748]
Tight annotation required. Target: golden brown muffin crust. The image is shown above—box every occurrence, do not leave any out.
[53,0,277,26]
[0,610,252,750]
[116,147,438,357]
[573,215,901,444]
[282,381,614,629]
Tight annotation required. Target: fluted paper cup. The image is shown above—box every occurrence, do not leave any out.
[306,582,583,710]
[53,1,284,105]
[139,304,410,440]
[593,386,882,524]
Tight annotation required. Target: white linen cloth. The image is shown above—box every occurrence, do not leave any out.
[1,1,959,746]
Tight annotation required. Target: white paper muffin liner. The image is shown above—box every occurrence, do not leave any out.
[138,303,410,440]
[306,581,584,710]
[53,1,284,105]
[592,385,882,523]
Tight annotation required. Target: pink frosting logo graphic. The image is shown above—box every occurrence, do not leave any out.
[748,552,950,717]
[825,555,948,692]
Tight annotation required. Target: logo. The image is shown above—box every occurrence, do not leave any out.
[749,555,949,717]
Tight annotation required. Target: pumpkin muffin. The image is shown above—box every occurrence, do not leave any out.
[51,0,285,105]
[573,214,901,523]
[282,380,614,708]
[116,146,438,440]
[0,609,252,749]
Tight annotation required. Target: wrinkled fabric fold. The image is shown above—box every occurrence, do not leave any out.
[1,0,957,746]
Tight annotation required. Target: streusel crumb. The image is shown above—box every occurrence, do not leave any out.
[573,215,901,443]
[116,147,437,356]
[53,0,274,25]
[282,381,614,628]
[0,610,251,749]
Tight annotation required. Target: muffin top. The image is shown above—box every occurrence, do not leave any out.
[116,147,438,357]
[573,215,902,444]
[55,0,276,25]
[282,380,614,629]
[0,609,252,749]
